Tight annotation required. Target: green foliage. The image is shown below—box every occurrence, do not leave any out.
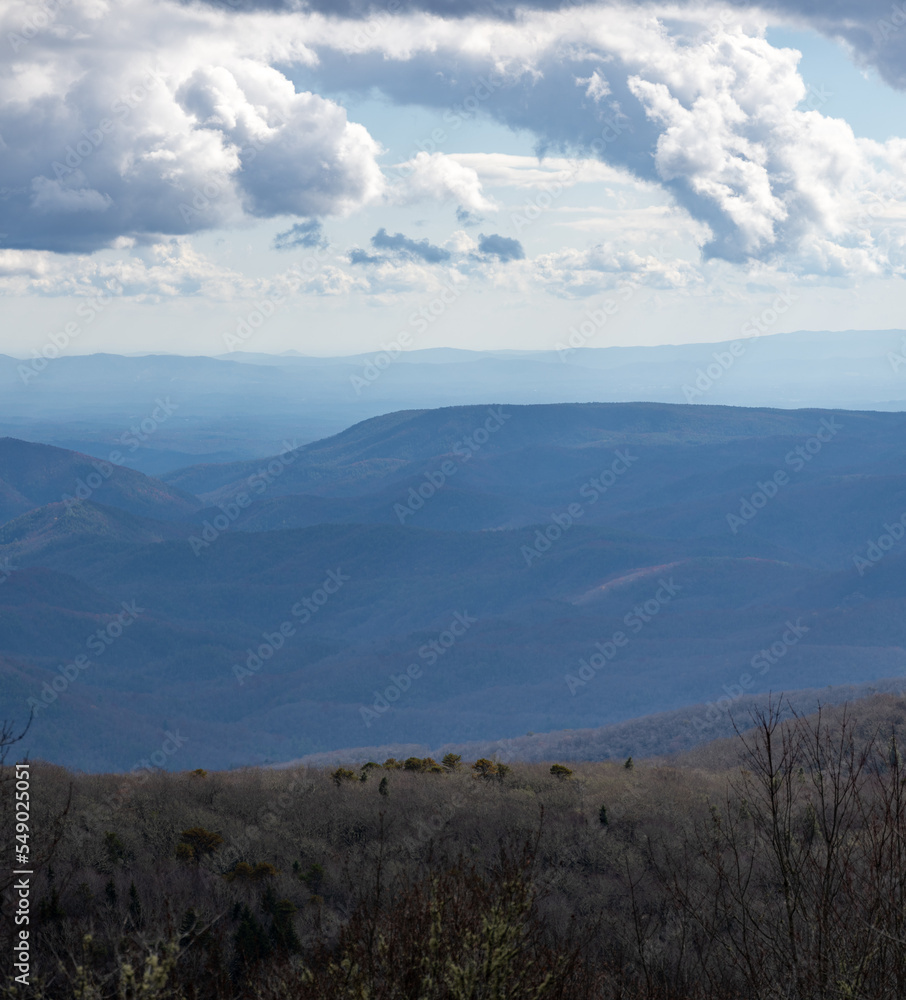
[549,764,573,780]
[598,804,608,826]
[331,767,357,786]
[174,841,195,863]
[378,776,389,797]
[441,753,462,771]
[471,758,498,779]
[297,862,325,893]
[177,825,224,860]
[224,861,280,883]
[624,756,634,770]
[400,756,445,773]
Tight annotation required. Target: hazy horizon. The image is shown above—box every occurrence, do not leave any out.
[5,0,906,357]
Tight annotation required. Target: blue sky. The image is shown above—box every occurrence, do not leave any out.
[2,0,906,357]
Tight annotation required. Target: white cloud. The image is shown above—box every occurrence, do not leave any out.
[0,238,367,299]
[299,3,906,276]
[390,151,499,212]
[4,0,906,283]
[0,0,384,252]
[519,242,701,297]
[446,153,636,189]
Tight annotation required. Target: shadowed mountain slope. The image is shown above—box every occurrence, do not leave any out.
[3,401,906,770]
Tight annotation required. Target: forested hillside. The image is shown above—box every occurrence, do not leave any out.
[3,402,906,770]
[8,696,906,999]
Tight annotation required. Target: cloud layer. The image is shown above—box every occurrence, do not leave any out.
[0,0,384,251]
[3,0,906,284]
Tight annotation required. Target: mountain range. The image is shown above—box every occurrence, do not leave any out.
[2,327,906,477]
[2,398,906,770]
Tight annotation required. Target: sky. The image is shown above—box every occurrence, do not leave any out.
[2,0,906,357]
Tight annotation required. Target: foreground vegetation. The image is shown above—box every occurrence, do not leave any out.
[5,695,906,999]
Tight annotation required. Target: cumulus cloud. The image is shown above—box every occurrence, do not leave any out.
[272,219,327,250]
[528,243,700,296]
[0,238,367,299]
[478,233,525,261]
[6,0,906,283]
[391,152,498,214]
[0,0,384,252]
[0,239,259,298]
[456,206,482,226]
[348,247,382,264]
[0,222,704,308]
[299,4,906,276]
[371,227,451,262]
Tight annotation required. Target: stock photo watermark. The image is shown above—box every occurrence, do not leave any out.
[360,611,477,726]
[18,281,124,385]
[682,291,798,402]
[878,1,906,38]
[690,618,810,732]
[62,398,179,507]
[232,569,349,684]
[49,70,163,181]
[853,511,906,575]
[103,731,191,811]
[726,417,841,534]
[393,408,510,523]
[887,334,906,373]
[25,600,144,716]
[566,578,681,694]
[222,253,332,352]
[189,441,298,553]
[7,0,71,52]
[555,297,622,359]
[522,449,638,565]
[350,278,465,394]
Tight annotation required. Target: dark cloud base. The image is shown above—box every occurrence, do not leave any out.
[273,219,326,251]
[478,233,525,261]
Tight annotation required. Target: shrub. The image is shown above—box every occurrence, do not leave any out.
[176,826,223,861]
[471,758,500,780]
[224,862,280,883]
[331,767,357,786]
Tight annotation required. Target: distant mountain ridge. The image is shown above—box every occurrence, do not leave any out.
[0,438,201,527]
[3,399,906,771]
[2,328,905,477]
